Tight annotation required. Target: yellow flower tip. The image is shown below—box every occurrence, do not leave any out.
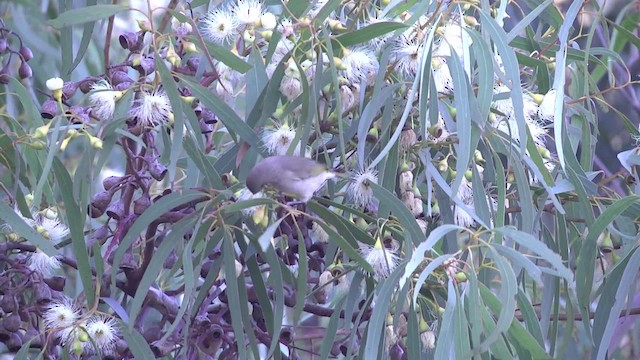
[464,16,478,27]
[72,339,84,357]
[259,30,273,41]
[28,140,46,150]
[89,135,103,150]
[373,237,384,249]
[113,90,124,101]
[137,19,152,32]
[34,123,51,139]
[530,93,545,105]
[333,57,346,70]
[59,137,72,152]
[183,41,197,53]
[78,329,90,342]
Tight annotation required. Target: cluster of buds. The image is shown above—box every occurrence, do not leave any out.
[0,19,34,83]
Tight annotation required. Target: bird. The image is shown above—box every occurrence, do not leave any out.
[246,155,336,203]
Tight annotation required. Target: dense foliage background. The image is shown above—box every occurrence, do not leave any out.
[1,0,640,358]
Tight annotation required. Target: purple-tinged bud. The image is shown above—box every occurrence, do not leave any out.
[119,31,145,51]
[163,250,178,269]
[110,71,134,86]
[133,56,155,75]
[133,195,151,215]
[65,106,91,124]
[149,159,168,181]
[186,57,200,72]
[199,119,213,134]
[200,108,218,124]
[40,99,58,119]
[114,82,133,91]
[5,332,22,352]
[0,295,16,313]
[19,46,33,62]
[0,39,7,54]
[389,343,405,360]
[279,328,294,345]
[0,64,9,85]
[179,87,192,97]
[33,282,52,304]
[89,190,115,217]
[18,61,31,79]
[1,313,20,332]
[103,175,124,190]
[43,276,66,292]
[62,81,80,99]
[87,223,110,249]
[106,200,126,220]
[78,77,98,93]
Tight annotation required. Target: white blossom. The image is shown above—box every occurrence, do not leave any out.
[85,316,119,353]
[432,57,453,94]
[341,47,379,85]
[233,0,263,26]
[202,8,237,44]
[261,122,299,155]
[395,36,424,79]
[46,77,64,91]
[128,90,171,126]
[89,81,122,121]
[538,89,558,121]
[492,85,548,146]
[260,12,277,30]
[43,299,80,343]
[359,238,399,279]
[435,22,472,58]
[348,168,378,208]
[279,74,303,101]
[27,249,61,277]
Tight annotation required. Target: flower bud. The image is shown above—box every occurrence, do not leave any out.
[119,31,145,51]
[149,159,168,181]
[437,159,448,172]
[0,64,10,85]
[133,56,155,76]
[398,170,413,192]
[34,122,51,139]
[103,175,124,190]
[137,19,152,32]
[133,195,151,215]
[327,19,346,31]
[464,170,473,181]
[260,12,277,30]
[182,41,197,53]
[19,45,34,62]
[18,62,32,79]
[89,190,115,217]
[106,200,126,220]
[89,135,103,149]
[110,71,134,86]
[0,39,7,53]
[40,99,58,119]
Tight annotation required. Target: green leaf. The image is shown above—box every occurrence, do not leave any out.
[336,22,408,47]
[48,4,129,28]
[120,323,156,358]
[52,158,94,306]
[202,42,252,73]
